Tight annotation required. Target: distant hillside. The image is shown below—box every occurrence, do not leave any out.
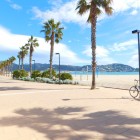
[12,63,138,72]
[12,63,81,71]
[98,64,136,72]
[82,64,137,72]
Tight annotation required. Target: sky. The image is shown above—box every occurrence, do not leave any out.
[0,0,140,68]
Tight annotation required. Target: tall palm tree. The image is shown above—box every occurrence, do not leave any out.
[20,46,29,70]
[41,19,64,78]
[26,36,39,76]
[0,57,16,76]
[0,61,4,76]
[9,56,16,75]
[0,61,5,75]
[0,62,3,75]
[5,60,9,76]
[17,53,21,70]
[76,0,113,89]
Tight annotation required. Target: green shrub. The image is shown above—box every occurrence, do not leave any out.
[35,77,42,82]
[20,70,28,78]
[13,70,20,78]
[24,77,35,82]
[31,70,41,79]
[41,69,56,78]
[41,71,49,78]
[13,70,28,79]
[57,72,73,80]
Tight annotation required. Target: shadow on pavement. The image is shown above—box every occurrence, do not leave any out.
[0,86,89,91]
[0,87,31,91]
[62,97,134,101]
[0,107,140,139]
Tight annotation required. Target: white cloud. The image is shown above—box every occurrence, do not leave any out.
[82,45,116,65]
[32,0,140,27]
[48,0,63,7]
[112,0,140,13]
[110,39,137,52]
[128,54,138,68]
[10,4,22,10]
[6,0,22,10]
[83,45,109,57]
[32,0,90,27]
[130,10,138,15]
[0,25,88,65]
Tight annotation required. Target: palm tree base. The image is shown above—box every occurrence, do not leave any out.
[91,84,96,90]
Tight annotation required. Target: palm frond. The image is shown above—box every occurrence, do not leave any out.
[55,38,59,43]
[100,0,113,15]
[96,7,102,16]
[76,0,90,15]
[45,36,51,42]
[105,6,113,15]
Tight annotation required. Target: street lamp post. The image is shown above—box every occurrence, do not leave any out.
[56,53,60,84]
[32,60,35,71]
[132,30,140,86]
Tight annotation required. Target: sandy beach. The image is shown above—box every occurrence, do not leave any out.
[73,74,138,89]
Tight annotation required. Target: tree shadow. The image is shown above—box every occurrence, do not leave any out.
[0,87,32,91]
[0,107,140,140]
[62,97,133,101]
[0,85,89,91]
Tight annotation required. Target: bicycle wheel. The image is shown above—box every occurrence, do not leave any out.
[129,86,139,98]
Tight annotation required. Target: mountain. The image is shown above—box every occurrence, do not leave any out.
[81,64,137,72]
[12,63,138,72]
[12,63,81,71]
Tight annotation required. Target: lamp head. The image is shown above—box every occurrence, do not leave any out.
[55,53,60,55]
[132,30,140,34]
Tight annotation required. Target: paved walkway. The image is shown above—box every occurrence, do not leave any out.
[0,76,140,140]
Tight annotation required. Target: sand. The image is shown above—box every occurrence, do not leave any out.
[72,74,138,89]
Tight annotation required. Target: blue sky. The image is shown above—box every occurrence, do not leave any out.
[0,0,140,67]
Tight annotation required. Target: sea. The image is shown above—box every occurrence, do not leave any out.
[69,71,139,75]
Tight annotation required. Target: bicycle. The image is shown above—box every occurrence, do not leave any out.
[129,79,140,98]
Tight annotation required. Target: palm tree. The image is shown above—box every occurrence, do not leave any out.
[9,56,16,75]
[76,0,113,89]
[41,19,64,78]
[0,62,3,75]
[0,57,16,76]
[0,61,5,75]
[5,60,9,76]
[17,53,21,70]
[20,46,29,70]
[26,36,39,76]
[0,61,5,76]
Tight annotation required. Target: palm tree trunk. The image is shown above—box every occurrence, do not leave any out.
[91,3,97,90]
[6,66,8,77]
[22,58,24,70]
[11,63,13,77]
[2,68,4,76]
[30,47,32,77]
[50,32,54,78]
[19,57,20,70]
[8,65,10,77]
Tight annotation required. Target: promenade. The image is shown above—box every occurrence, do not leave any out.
[0,76,140,140]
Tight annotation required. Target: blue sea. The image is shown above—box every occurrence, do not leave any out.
[69,71,139,75]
